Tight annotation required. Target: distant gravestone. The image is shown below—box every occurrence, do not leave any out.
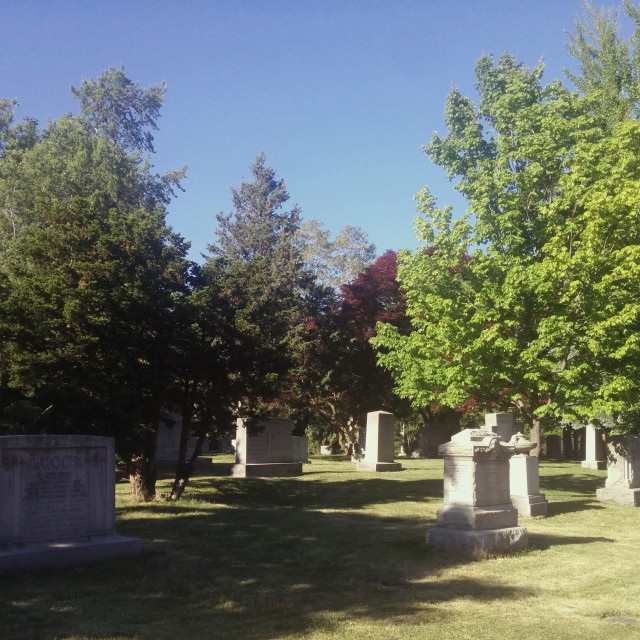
[231,418,303,477]
[357,411,402,472]
[582,424,606,470]
[0,435,142,572]
[427,429,528,555]
[597,435,640,506]
[156,413,200,462]
[544,434,562,459]
[485,413,519,442]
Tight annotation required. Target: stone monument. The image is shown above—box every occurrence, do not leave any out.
[427,428,529,555]
[582,424,606,470]
[485,413,547,517]
[231,418,303,477]
[508,433,548,517]
[0,435,142,572]
[596,434,640,506]
[357,411,402,472]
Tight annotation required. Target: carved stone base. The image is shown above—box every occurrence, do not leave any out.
[0,534,143,572]
[511,493,548,517]
[436,504,518,529]
[427,526,528,556]
[230,463,303,478]
[596,487,640,507]
[356,461,402,472]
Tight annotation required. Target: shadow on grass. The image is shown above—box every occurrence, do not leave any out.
[540,473,605,495]
[545,499,606,517]
[528,532,614,550]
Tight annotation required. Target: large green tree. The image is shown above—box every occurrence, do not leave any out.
[0,70,191,499]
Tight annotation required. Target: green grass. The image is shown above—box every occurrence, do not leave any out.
[1,457,639,640]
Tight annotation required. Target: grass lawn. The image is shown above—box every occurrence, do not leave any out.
[1,456,639,640]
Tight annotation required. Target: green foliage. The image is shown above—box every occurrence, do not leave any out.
[296,218,377,289]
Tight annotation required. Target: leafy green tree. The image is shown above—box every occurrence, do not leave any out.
[373,52,589,452]
[0,69,191,499]
[295,219,376,289]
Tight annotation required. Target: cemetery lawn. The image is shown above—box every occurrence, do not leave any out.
[1,458,639,640]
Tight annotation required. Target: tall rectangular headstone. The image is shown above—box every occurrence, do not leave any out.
[0,435,142,572]
[582,424,606,470]
[597,435,640,506]
[357,411,402,472]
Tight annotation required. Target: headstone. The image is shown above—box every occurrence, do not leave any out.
[292,436,309,463]
[357,411,402,472]
[582,424,606,470]
[156,413,199,462]
[596,435,640,506]
[508,433,548,517]
[231,418,303,477]
[426,428,528,556]
[544,434,562,459]
[0,435,142,572]
[485,413,519,442]
[485,414,547,517]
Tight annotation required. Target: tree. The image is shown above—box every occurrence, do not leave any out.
[206,154,322,420]
[373,52,590,452]
[295,219,377,290]
[0,69,191,499]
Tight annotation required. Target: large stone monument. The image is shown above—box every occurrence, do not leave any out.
[427,428,529,555]
[357,411,402,472]
[485,413,547,517]
[0,435,142,572]
[231,418,303,477]
[582,424,606,470]
[596,434,640,506]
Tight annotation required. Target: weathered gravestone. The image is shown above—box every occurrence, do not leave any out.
[0,435,142,572]
[427,429,529,555]
[231,418,303,477]
[596,434,640,506]
[582,424,606,470]
[357,411,402,472]
[486,413,547,517]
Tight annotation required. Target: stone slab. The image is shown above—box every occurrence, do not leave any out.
[596,486,640,507]
[0,534,143,572]
[427,525,528,556]
[356,461,402,472]
[230,462,303,478]
[435,504,518,530]
[511,494,548,517]
[361,411,396,464]
[581,460,607,470]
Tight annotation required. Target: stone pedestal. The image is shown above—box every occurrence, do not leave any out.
[597,435,640,506]
[509,451,548,517]
[427,429,528,556]
[231,418,303,477]
[357,411,402,472]
[582,424,606,470]
[0,435,142,572]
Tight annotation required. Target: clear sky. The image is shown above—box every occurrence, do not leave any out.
[1,0,593,261]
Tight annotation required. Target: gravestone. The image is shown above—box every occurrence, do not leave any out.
[427,428,528,555]
[0,435,142,572]
[156,413,199,462]
[582,424,606,470]
[292,436,309,463]
[485,413,519,442]
[596,435,640,506]
[231,418,303,477]
[357,411,402,472]
[508,433,548,517]
[485,414,547,517]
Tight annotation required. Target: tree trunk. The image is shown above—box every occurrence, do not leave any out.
[562,426,574,460]
[170,435,205,501]
[128,444,157,500]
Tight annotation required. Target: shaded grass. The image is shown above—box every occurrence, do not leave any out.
[1,458,638,639]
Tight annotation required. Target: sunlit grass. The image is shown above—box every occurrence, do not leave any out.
[1,456,639,639]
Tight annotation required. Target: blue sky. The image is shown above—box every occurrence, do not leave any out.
[1,0,595,261]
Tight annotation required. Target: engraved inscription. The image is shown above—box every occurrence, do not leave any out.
[18,449,89,543]
[444,460,474,505]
